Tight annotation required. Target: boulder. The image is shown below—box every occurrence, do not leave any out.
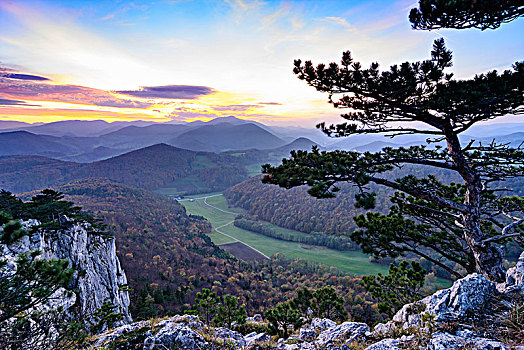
[365,338,400,350]
[372,321,395,336]
[427,331,509,350]
[244,331,270,346]
[213,327,246,347]
[394,274,496,328]
[316,322,369,345]
[247,314,264,323]
[310,318,337,331]
[158,314,203,331]
[298,327,316,341]
[499,251,524,295]
[93,321,148,347]
[143,322,207,349]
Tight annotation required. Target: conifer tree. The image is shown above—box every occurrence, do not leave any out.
[410,0,524,30]
[263,38,524,282]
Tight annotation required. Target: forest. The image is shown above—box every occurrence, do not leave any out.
[34,178,389,323]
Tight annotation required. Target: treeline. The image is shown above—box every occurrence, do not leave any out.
[234,217,358,251]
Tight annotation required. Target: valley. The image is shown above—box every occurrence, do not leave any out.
[180,192,389,275]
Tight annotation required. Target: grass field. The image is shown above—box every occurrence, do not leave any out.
[180,194,389,275]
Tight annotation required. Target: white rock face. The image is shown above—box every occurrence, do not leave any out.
[310,318,337,331]
[160,314,203,331]
[213,327,246,347]
[144,323,207,349]
[499,251,524,294]
[298,327,316,341]
[393,273,495,328]
[365,338,400,350]
[427,331,510,350]
[1,219,131,324]
[244,331,270,346]
[93,321,148,347]
[316,322,369,345]
[246,314,264,323]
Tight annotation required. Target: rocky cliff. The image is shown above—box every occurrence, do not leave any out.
[1,218,131,324]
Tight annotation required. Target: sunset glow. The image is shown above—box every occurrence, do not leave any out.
[1,0,523,126]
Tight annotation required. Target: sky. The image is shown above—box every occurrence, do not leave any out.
[0,0,523,127]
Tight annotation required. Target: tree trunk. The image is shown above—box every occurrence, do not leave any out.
[445,125,506,282]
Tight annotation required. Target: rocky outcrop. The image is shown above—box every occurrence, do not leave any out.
[310,317,337,331]
[244,331,270,346]
[316,322,369,345]
[427,331,510,350]
[144,323,206,349]
[390,273,496,329]
[499,251,524,294]
[213,327,246,347]
[1,218,131,324]
[365,338,399,350]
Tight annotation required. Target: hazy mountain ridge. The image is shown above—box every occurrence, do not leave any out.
[1,117,522,161]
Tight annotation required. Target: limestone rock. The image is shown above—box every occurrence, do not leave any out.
[427,331,509,350]
[93,321,148,347]
[1,219,131,326]
[244,331,270,346]
[365,338,400,350]
[298,327,316,341]
[499,251,524,295]
[310,318,337,331]
[316,322,369,345]
[158,314,203,331]
[144,323,207,349]
[213,327,246,347]
[246,314,264,323]
[372,321,395,336]
[394,274,496,328]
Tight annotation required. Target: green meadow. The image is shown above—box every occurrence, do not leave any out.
[180,194,389,275]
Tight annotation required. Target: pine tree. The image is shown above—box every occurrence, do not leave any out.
[213,294,247,328]
[265,302,304,339]
[263,38,524,282]
[409,0,524,30]
[362,261,427,317]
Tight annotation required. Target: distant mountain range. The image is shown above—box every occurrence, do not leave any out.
[1,117,522,162]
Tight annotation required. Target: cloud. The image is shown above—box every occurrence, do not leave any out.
[212,104,258,111]
[0,98,40,106]
[1,73,50,81]
[322,16,352,28]
[116,85,216,99]
[0,75,153,109]
[258,102,282,105]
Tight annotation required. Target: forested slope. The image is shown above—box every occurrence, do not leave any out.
[225,176,391,236]
[0,144,247,193]
[43,178,385,323]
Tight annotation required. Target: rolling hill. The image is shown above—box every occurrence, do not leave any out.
[170,122,286,152]
[271,137,319,154]
[0,143,248,193]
